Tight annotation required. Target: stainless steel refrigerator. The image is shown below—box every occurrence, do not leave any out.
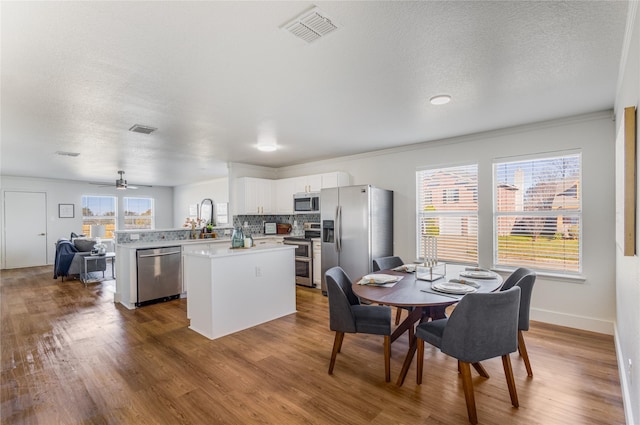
[320,185,393,295]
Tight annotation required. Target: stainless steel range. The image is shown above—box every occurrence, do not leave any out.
[283,223,320,287]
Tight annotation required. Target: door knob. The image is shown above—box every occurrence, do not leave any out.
[38,233,46,236]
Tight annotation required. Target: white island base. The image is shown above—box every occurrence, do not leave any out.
[183,244,296,340]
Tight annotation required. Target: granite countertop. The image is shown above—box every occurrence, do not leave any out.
[183,243,295,259]
[116,234,284,249]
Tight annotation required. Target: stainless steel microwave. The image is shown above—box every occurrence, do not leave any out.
[293,192,320,213]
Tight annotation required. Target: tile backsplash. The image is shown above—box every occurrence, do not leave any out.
[233,214,320,236]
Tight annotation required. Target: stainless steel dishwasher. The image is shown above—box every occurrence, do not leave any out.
[136,246,182,307]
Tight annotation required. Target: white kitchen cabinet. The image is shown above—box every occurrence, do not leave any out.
[274,178,296,214]
[321,172,351,189]
[235,177,274,215]
[292,174,322,193]
[312,239,321,287]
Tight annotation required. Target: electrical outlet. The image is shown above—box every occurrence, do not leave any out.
[130,234,140,240]
[224,229,231,236]
[255,266,262,277]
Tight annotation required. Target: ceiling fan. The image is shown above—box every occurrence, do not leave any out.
[90,170,151,190]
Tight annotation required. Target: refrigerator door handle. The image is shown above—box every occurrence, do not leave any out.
[336,205,342,252]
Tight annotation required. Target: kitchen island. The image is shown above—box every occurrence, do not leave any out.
[183,244,296,339]
[114,234,284,309]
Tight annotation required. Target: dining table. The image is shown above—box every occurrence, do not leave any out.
[352,263,504,385]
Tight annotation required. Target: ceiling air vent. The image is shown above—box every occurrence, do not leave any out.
[129,124,157,135]
[55,151,80,157]
[283,7,338,44]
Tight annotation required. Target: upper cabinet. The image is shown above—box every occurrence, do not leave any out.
[274,178,296,214]
[235,172,351,216]
[235,177,273,215]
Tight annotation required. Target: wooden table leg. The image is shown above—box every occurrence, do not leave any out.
[396,306,446,386]
[390,307,422,343]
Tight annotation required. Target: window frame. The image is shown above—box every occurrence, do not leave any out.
[492,151,583,276]
[81,195,117,238]
[123,197,155,230]
[416,163,479,265]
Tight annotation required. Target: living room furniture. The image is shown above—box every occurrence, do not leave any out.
[82,252,115,285]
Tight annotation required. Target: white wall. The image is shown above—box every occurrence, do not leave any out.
[614,2,639,424]
[173,178,229,227]
[0,175,173,266]
[278,111,617,335]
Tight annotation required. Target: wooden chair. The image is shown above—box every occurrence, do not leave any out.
[415,287,521,424]
[325,266,392,382]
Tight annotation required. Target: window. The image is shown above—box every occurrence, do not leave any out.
[416,164,478,264]
[123,197,154,229]
[82,196,117,238]
[494,153,581,274]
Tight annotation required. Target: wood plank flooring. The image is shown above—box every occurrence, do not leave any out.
[1,266,625,424]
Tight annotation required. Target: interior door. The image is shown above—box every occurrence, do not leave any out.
[4,191,48,268]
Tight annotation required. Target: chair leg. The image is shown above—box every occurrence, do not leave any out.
[328,331,344,375]
[416,338,424,384]
[518,330,533,377]
[472,362,490,378]
[383,335,391,382]
[395,307,403,325]
[459,361,478,424]
[502,354,519,407]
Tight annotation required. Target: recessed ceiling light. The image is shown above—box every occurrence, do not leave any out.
[257,136,277,152]
[429,94,452,105]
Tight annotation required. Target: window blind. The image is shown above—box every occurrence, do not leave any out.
[416,164,478,264]
[494,153,581,273]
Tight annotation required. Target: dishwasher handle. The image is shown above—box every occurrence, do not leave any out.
[138,250,181,258]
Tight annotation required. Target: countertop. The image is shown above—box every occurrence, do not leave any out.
[183,243,295,259]
[116,234,284,250]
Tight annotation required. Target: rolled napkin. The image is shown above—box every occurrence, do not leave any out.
[392,264,416,273]
[448,278,481,288]
[465,267,490,272]
[357,274,402,285]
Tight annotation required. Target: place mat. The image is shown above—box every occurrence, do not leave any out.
[392,264,416,273]
[431,281,477,295]
[357,274,402,287]
[459,270,498,279]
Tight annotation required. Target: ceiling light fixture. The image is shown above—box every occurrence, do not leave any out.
[429,94,452,105]
[257,136,277,152]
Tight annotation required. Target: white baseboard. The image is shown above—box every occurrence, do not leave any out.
[531,307,614,335]
[614,325,635,425]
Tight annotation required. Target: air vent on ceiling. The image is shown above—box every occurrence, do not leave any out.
[283,7,338,44]
[55,151,80,157]
[129,124,157,134]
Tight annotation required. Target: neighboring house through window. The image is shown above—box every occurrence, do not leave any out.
[82,196,117,238]
[416,164,478,264]
[493,152,581,274]
[123,197,154,229]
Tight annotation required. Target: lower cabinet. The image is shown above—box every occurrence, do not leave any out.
[312,240,321,287]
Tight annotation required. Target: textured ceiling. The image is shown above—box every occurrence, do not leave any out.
[0,1,629,187]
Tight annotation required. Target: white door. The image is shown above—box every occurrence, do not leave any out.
[4,191,48,268]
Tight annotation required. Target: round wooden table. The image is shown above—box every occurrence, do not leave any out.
[352,264,503,385]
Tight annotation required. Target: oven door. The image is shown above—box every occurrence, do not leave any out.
[294,257,313,287]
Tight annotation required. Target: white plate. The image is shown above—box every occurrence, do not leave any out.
[459,270,497,279]
[432,281,477,294]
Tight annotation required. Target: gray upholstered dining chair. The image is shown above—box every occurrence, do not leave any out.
[325,266,393,382]
[501,267,537,377]
[373,256,410,325]
[415,287,521,424]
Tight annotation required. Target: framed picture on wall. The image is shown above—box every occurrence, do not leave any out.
[59,203,74,218]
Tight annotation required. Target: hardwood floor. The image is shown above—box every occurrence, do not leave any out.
[1,266,625,424]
